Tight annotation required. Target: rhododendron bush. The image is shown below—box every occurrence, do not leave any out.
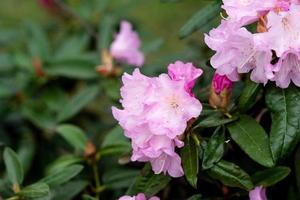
[0,0,300,199]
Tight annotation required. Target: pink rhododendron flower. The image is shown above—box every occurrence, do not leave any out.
[261,4,300,57]
[110,21,144,67]
[112,67,202,177]
[204,20,274,84]
[167,61,203,96]
[272,51,300,88]
[212,73,233,95]
[119,193,159,200]
[249,186,268,200]
[222,0,277,26]
[256,4,300,87]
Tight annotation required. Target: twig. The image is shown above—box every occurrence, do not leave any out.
[255,108,268,123]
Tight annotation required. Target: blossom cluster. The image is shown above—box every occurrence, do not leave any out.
[205,0,300,88]
[119,193,159,200]
[112,61,202,177]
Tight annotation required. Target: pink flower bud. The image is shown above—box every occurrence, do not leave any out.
[249,186,267,200]
[209,73,233,112]
[212,73,233,95]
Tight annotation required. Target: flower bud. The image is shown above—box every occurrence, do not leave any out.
[209,73,233,112]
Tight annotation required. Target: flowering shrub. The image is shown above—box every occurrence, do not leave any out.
[0,0,300,200]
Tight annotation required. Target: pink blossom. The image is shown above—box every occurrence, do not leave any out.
[112,68,202,177]
[212,73,233,95]
[272,51,300,88]
[204,20,274,84]
[110,21,144,67]
[119,193,159,200]
[260,4,300,57]
[167,61,203,96]
[249,186,268,200]
[222,0,277,26]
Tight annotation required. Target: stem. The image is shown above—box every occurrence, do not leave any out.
[92,163,101,200]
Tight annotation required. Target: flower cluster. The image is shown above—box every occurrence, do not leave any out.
[205,0,300,88]
[112,61,202,177]
[119,193,159,200]
[110,20,144,67]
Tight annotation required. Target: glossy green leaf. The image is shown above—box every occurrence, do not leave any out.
[19,183,50,199]
[238,80,261,112]
[46,155,83,175]
[252,166,290,187]
[209,160,253,190]
[181,134,199,188]
[52,180,88,200]
[82,194,97,200]
[3,147,24,186]
[127,164,171,197]
[100,126,131,156]
[266,86,300,163]
[17,133,36,175]
[227,115,274,167]
[179,1,221,38]
[194,112,238,129]
[57,124,88,151]
[103,168,139,189]
[202,126,225,170]
[57,85,99,122]
[39,164,83,187]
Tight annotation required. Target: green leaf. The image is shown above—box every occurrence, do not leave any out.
[46,53,98,78]
[202,126,225,170]
[209,160,253,190]
[181,134,199,188]
[53,34,88,60]
[46,155,83,175]
[25,22,49,60]
[3,147,24,186]
[99,126,131,156]
[227,115,274,167]
[19,183,50,199]
[39,164,83,187]
[98,144,131,157]
[295,146,300,193]
[187,194,202,200]
[238,80,261,112]
[266,86,300,163]
[98,15,115,50]
[179,1,221,38]
[252,166,291,187]
[82,194,97,200]
[127,165,171,197]
[103,168,139,189]
[193,112,238,129]
[57,85,99,122]
[17,133,36,175]
[56,124,88,151]
[52,180,88,200]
